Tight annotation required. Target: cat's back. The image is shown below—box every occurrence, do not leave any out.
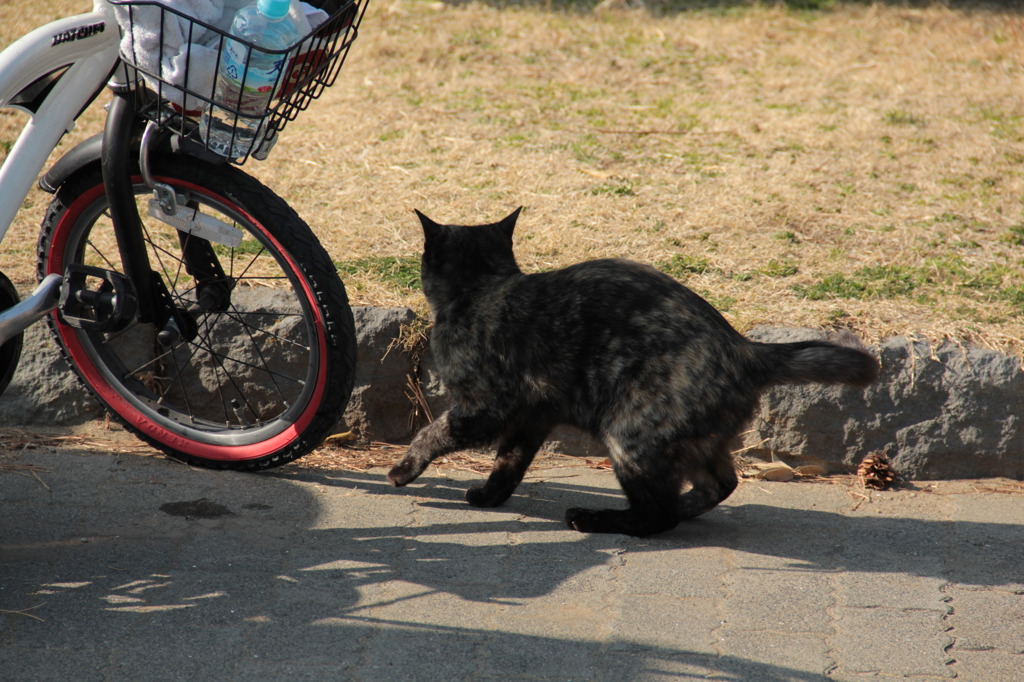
[537,257,694,293]
[431,256,746,374]
[521,258,738,338]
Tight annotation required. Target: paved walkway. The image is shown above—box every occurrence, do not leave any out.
[2,446,1023,680]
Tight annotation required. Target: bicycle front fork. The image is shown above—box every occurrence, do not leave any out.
[59,91,229,346]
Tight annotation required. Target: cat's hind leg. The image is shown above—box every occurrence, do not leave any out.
[676,441,738,520]
[564,436,738,536]
[466,425,549,508]
[387,410,502,487]
[565,437,686,537]
[565,469,684,536]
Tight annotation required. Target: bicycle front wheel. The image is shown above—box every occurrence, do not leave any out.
[37,157,356,469]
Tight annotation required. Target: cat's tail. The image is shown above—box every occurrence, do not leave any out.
[750,331,879,389]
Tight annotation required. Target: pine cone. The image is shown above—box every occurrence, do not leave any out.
[857,450,899,490]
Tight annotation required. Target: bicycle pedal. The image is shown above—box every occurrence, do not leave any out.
[148,198,243,248]
[59,265,137,333]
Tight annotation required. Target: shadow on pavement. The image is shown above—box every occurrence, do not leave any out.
[294,466,1022,592]
[2,452,1021,679]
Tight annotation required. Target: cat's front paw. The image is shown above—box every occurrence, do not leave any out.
[387,458,425,487]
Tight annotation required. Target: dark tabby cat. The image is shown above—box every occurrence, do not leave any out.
[387,209,878,537]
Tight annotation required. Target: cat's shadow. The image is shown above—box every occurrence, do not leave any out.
[276,467,1021,602]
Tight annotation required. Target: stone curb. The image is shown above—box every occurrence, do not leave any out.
[2,309,1021,480]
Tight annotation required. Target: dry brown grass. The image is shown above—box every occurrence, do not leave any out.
[3,1,1024,353]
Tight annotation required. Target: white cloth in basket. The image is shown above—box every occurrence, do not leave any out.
[114,0,327,114]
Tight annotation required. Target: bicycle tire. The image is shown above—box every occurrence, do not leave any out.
[37,156,356,469]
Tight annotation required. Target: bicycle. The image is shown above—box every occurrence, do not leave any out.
[0,0,368,469]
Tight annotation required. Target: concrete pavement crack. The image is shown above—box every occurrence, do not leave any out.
[710,544,737,657]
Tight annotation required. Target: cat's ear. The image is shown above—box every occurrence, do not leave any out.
[415,209,442,243]
[498,207,523,239]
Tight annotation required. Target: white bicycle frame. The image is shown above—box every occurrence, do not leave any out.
[0,1,121,342]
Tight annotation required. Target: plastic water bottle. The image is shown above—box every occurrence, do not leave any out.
[201,0,302,159]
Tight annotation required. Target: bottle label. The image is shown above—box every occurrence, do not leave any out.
[220,38,286,114]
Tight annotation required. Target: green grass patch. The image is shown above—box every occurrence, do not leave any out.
[661,254,714,278]
[378,129,405,143]
[213,238,264,257]
[794,255,1023,307]
[794,265,926,301]
[884,109,927,127]
[761,259,799,278]
[977,107,1022,141]
[1000,224,1024,246]
[336,255,421,292]
[589,180,636,197]
[1000,286,1024,313]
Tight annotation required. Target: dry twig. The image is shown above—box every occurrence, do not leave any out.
[0,604,46,622]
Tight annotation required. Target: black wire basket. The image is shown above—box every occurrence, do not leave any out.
[111,0,367,163]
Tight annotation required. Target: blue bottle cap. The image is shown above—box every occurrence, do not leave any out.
[257,0,291,20]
